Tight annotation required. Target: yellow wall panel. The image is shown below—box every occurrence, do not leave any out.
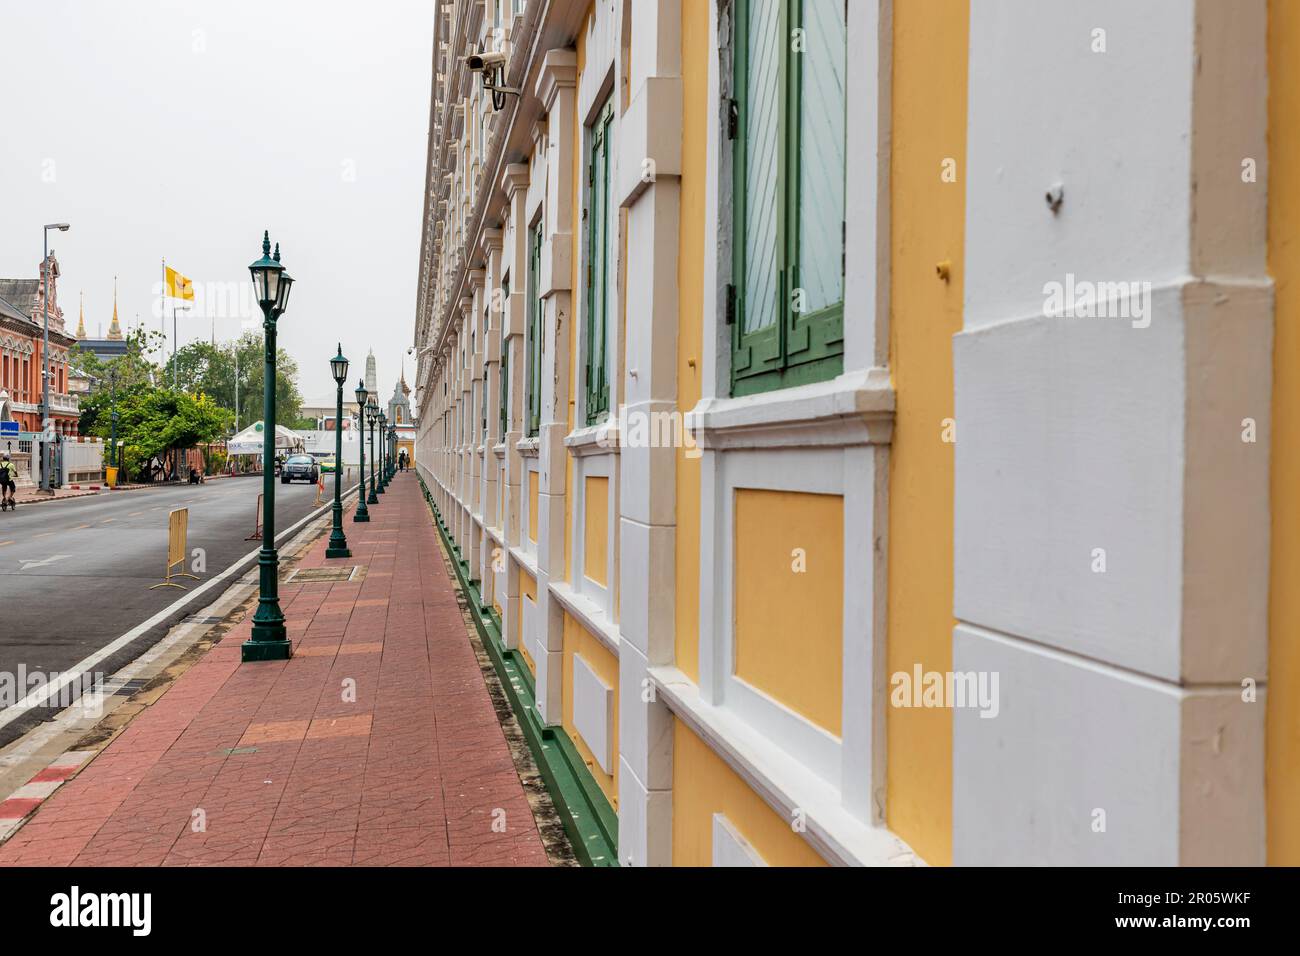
[733,488,844,737]
[562,612,619,808]
[1267,0,1300,864]
[518,569,537,675]
[671,719,827,866]
[674,0,708,683]
[885,0,968,867]
[584,475,609,586]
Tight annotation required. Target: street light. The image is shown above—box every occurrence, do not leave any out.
[388,423,398,479]
[242,231,294,663]
[39,222,70,493]
[366,394,380,502]
[377,410,388,490]
[353,379,371,523]
[325,345,351,558]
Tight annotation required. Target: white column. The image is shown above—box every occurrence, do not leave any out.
[954,0,1270,865]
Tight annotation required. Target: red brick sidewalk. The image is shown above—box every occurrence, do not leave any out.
[0,474,549,867]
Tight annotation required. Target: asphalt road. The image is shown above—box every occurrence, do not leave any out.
[0,470,358,747]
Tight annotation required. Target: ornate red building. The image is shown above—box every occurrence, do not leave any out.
[0,253,79,435]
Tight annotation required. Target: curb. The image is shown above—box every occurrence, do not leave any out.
[0,750,95,842]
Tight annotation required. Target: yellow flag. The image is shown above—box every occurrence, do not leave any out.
[165,266,195,301]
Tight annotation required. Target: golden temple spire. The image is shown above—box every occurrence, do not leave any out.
[107,276,123,340]
[76,291,87,339]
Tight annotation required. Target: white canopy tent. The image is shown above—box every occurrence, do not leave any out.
[227,421,306,457]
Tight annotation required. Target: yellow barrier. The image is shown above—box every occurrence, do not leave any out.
[245,493,264,541]
[150,508,199,590]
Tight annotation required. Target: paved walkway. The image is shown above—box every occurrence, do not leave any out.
[0,474,549,866]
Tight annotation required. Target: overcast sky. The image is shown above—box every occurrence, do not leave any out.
[0,0,433,406]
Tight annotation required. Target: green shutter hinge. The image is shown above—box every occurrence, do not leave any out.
[725,284,736,325]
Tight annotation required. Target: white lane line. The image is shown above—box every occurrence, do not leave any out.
[0,482,360,733]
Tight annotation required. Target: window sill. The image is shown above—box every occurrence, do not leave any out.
[509,545,539,582]
[564,421,619,458]
[549,581,620,658]
[686,367,895,450]
[516,437,540,458]
[649,665,921,868]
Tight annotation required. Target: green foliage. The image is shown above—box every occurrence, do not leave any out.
[89,389,232,478]
[171,332,303,429]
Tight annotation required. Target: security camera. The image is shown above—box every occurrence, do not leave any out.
[464,50,507,72]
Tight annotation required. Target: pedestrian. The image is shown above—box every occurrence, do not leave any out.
[0,453,18,511]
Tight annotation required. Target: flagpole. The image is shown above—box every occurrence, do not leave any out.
[173,305,178,388]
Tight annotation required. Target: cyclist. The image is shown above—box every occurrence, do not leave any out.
[0,453,18,511]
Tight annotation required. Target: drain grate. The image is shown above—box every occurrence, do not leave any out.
[181,615,224,626]
[286,565,364,584]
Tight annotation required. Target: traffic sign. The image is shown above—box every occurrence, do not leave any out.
[0,421,18,438]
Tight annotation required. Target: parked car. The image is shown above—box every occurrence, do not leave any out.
[281,454,319,484]
[318,454,337,474]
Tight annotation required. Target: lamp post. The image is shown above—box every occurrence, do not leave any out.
[353,379,370,522]
[39,222,70,492]
[367,395,380,501]
[387,424,396,480]
[108,366,118,470]
[242,231,294,663]
[377,410,388,490]
[325,345,351,558]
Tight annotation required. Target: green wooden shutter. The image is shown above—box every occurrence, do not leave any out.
[527,220,543,437]
[499,275,510,437]
[786,0,845,379]
[731,0,845,396]
[732,0,785,393]
[586,97,614,426]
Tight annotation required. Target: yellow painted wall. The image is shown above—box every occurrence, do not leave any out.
[733,489,844,736]
[671,719,827,866]
[674,0,707,683]
[518,569,537,675]
[528,467,539,543]
[885,0,968,867]
[562,612,619,808]
[584,475,609,586]
[1266,0,1300,865]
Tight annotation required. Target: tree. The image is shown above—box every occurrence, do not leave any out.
[171,333,302,430]
[88,388,232,481]
[71,328,167,434]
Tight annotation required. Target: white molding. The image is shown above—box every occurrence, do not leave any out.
[651,665,920,868]
[549,580,621,659]
[688,367,895,450]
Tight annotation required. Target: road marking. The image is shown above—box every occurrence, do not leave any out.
[0,481,362,734]
[34,532,53,539]
[0,541,13,548]
[18,554,72,571]
[101,518,115,523]
[128,511,143,517]
[72,523,91,530]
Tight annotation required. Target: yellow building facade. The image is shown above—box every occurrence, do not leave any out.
[414,0,1296,866]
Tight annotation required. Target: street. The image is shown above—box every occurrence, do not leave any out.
[0,473,347,747]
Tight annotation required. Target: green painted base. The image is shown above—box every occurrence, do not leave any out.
[241,637,292,662]
[325,547,352,558]
[419,472,618,867]
[353,512,370,522]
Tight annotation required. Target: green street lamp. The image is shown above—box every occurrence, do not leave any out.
[367,394,381,501]
[387,424,397,481]
[353,379,370,522]
[377,410,388,490]
[242,231,294,663]
[325,345,351,558]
